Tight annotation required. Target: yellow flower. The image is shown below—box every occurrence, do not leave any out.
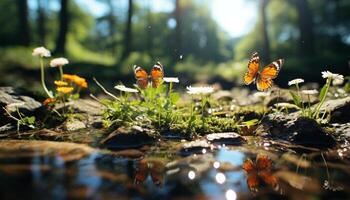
[63,74,88,88]
[54,80,68,87]
[43,98,56,106]
[63,74,75,81]
[57,86,74,94]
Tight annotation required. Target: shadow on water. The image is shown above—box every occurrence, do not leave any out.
[0,138,350,200]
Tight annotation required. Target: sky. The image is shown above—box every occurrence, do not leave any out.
[33,0,257,38]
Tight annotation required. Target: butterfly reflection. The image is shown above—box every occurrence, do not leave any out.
[134,159,165,187]
[242,154,279,193]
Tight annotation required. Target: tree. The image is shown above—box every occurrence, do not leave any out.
[37,0,46,46]
[173,0,182,60]
[121,0,134,60]
[292,0,315,57]
[260,0,270,63]
[17,0,30,46]
[54,0,69,55]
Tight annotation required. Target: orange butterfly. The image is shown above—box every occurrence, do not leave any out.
[244,52,284,91]
[134,62,164,89]
[242,154,278,192]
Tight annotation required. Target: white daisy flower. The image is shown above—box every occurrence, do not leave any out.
[288,78,304,86]
[274,103,300,109]
[186,86,214,95]
[163,77,179,83]
[322,71,344,81]
[301,89,318,95]
[50,57,69,67]
[114,85,138,93]
[32,47,51,57]
[253,91,270,98]
[332,78,344,86]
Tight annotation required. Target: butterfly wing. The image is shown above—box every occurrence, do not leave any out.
[259,170,277,187]
[256,59,284,91]
[150,62,164,88]
[246,173,260,191]
[242,158,255,173]
[244,52,260,85]
[134,65,149,89]
[134,159,149,184]
[256,155,272,171]
[149,160,164,186]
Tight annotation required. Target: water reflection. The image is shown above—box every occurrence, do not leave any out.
[225,189,237,200]
[242,154,278,193]
[134,158,164,186]
[1,139,350,199]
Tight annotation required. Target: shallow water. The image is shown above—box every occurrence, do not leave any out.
[0,138,349,200]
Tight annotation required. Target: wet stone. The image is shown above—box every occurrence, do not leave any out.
[100,126,157,150]
[319,96,350,123]
[179,140,212,157]
[0,87,42,126]
[264,113,336,149]
[206,132,246,146]
[0,140,96,163]
[64,118,87,131]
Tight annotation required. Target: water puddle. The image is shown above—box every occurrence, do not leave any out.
[0,138,349,199]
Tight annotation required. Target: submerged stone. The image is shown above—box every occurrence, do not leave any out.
[206,132,246,145]
[0,140,96,163]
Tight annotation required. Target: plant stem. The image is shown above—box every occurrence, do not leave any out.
[307,94,311,117]
[40,58,53,98]
[314,78,331,118]
[201,95,205,131]
[59,65,64,80]
[296,83,305,115]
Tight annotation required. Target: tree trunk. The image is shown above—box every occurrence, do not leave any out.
[260,0,270,63]
[17,0,30,46]
[37,0,46,46]
[173,0,182,61]
[106,0,117,54]
[54,0,69,55]
[121,0,133,60]
[146,0,153,57]
[293,0,315,57]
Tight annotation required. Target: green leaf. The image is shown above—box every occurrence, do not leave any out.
[319,84,327,101]
[170,93,180,104]
[71,93,80,100]
[289,91,301,107]
[27,116,36,124]
[243,119,259,127]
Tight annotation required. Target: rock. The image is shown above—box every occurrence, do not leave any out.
[64,118,87,131]
[263,113,336,149]
[330,122,350,140]
[212,90,233,102]
[0,140,96,163]
[100,126,157,150]
[206,132,246,145]
[0,87,42,126]
[111,149,145,158]
[275,170,322,193]
[319,96,350,123]
[179,139,212,157]
[65,99,103,116]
